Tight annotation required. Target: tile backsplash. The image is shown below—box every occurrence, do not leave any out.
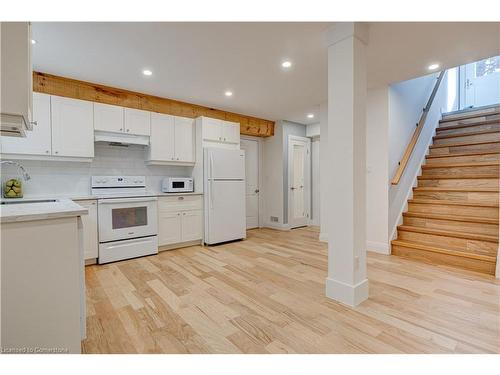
[0,144,193,196]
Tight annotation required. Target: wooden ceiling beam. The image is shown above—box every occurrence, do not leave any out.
[33,72,275,137]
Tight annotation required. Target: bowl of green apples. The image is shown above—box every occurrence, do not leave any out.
[3,178,23,198]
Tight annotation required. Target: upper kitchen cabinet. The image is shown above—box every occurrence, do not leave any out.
[124,108,151,136]
[147,113,195,165]
[1,93,52,156]
[94,102,124,133]
[198,116,240,149]
[51,96,94,159]
[0,22,33,137]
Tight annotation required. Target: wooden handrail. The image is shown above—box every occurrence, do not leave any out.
[391,70,446,185]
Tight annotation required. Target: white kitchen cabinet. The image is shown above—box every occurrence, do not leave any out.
[181,210,203,241]
[78,200,98,261]
[200,116,240,148]
[51,96,94,158]
[1,93,51,156]
[158,195,203,247]
[124,108,150,136]
[93,102,124,133]
[147,114,195,165]
[158,211,182,246]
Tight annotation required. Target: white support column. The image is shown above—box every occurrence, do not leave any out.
[325,23,369,307]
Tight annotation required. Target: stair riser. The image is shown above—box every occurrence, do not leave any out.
[437,122,500,136]
[421,165,499,178]
[426,153,500,164]
[429,142,500,156]
[408,202,498,218]
[403,216,499,237]
[413,190,499,204]
[397,230,498,256]
[433,132,500,146]
[417,178,499,189]
[440,113,500,128]
[391,244,496,275]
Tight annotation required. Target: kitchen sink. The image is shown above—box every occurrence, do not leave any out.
[0,199,58,205]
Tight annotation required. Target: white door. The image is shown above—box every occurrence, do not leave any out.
[124,108,151,136]
[158,211,182,245]
[240,138,259,229]
[1,92,52,156]
[222,121,240,144]
[181,210,203,241]
[150,113,175,161]
[462,56,500,108]
[202,117,223,142]
[51,96,94,158]
[174,116,195,162]
[78,200,98,260]
[94,103,124,133]
[206,180,246,244]
[288,136,311,228]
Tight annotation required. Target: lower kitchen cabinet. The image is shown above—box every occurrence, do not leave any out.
[158,195,203,248]
[78,199,98,261]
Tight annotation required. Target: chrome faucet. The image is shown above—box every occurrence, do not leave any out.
[0,160,31,180]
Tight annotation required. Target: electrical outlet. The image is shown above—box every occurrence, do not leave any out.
[270,216,279,222]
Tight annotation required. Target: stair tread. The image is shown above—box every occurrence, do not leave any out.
[439,109,500,124]
[437,119,500,131]
[391,240,497,262]
[427,150,500,158]
[418,174,499,180]
[434,129,500,140]
[403,211,500,224]
[397,225,498,243]
[414,186,499,192]
[408,198,499,207]
[422,161,499,169]
[430,139,500,149]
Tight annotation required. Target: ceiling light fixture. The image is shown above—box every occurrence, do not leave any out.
[281,60,292,68]
[307,113,314,119]
[31,39,37,45]
[428,63,440,70]
[142,69,153,76]
[224,91,233,97]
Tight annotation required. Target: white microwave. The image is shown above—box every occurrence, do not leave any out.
[162,177,194,193]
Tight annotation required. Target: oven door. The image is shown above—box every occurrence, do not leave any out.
[98,197,158,242]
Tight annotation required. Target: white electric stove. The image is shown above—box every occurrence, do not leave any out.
[91,176,158,264]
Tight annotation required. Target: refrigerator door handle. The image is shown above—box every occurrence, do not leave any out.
[210,153,214,209]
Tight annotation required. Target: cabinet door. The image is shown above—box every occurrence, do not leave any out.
[174,116,195,162]
[222,121,240,144]
[1,92,52,156]
[78,200,98,260]
[149,113,175,161]
[181,210,203,242]
[202,117,223,142]
[124,108,150,136]
[51,96,94,158]
[158,211,182,246]
[94,102,124,133]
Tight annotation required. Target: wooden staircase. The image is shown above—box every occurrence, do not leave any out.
[392,106,500,275]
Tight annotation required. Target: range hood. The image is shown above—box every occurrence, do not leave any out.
[94,130,150,146]
[1,113,33,137]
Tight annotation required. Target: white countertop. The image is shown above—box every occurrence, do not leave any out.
[0,198,88,224]
[3,191,203,201]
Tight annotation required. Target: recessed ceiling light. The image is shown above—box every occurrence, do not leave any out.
[142,69,153,76]
[224,91,233,97]
[31,39,37,45]
[307,113,314,119]
[281,60,292,68]
[428,63,440,70]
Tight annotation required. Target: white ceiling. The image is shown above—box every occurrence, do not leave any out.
[32,22,500,126]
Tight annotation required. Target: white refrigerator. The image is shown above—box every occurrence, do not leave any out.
[203,148,246,245]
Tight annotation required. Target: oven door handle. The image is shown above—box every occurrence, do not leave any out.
[98,197,158,204]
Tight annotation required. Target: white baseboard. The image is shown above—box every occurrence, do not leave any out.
[319,232,328,242]
[262,222,291,231]
[325,277,369,307]
[366,240,390,255]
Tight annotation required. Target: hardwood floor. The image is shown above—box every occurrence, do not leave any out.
[82,227,500,354]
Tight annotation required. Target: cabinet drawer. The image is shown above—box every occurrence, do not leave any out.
[158,195,202,212]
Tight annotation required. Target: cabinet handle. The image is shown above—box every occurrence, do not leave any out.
[176,157,179,160]
[178,196,184,200]
[46,150,49,154]
[224,138,226,141]
[55,151,59,154]
[177,213,181,216]
[120,128,123,131]
[183,212,186,216]
[30,121,38,126]
[126,129,130,132]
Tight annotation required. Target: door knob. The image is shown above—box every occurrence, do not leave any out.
[254,189,260,193]
[290,187,296,190]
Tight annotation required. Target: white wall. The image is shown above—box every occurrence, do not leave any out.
[310,138,320,226]
[319,102,328,240]
[1,144,192,197]
[365,86,390,253]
